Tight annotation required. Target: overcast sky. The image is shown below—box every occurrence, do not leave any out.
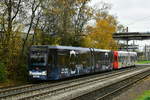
[90,0,150,50]
[91,0,150,32]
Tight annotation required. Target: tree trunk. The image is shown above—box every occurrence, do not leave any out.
[7,0,12,40]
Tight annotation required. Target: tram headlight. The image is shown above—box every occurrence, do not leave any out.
[29,71,32,75]
[41,71,47,75]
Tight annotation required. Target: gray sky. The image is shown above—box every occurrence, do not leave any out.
[90,0,150,50]
[91,0,150,32]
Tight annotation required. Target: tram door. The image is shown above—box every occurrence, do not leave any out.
[47,49,56,79]
[113,51,119,69]
[90,48,96,72]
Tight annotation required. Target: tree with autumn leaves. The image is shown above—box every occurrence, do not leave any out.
[0,0,123,82]
[82,10,119,50]
[0,0,94,82]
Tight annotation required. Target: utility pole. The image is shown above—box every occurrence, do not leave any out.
[127,40,129,51]
[126,27,129,51]
[133,40,135,52]
[145,45,147,61]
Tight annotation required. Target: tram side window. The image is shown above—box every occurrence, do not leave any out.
[132,56,136,62]
[48,54,53,65]
[120,56,122,62]
[133,56,135,62]
[95,52,101,66]
[119,55,124,63]
[107,52,112,62]
[128,55,130,62]
[69,51,78,69]
[79,51,91,68]
[99,52,105,61]
[123,56,126,62]
[122,56,124,62]
[130,56,132,62]
[95,52,100,65]
[134,56,137,61]
[118,55,121,62]
[57,50,68,68]
[104,52,109,64]
[97,52,109,64]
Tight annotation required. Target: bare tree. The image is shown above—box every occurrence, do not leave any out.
[21,0,42,54]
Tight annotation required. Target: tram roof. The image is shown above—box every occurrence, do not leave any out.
[118,51,137,56]
[31,45,111,52]
[118,51,137,53]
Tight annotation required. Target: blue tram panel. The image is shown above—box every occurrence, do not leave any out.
[28,45,137,81]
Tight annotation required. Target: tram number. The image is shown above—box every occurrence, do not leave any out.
[33,75,40,78]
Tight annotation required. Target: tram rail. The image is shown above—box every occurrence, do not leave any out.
[0,66,149,100]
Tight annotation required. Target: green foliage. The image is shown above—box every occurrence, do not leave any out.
[0,63,7,82]
[16,61,28,81]
[136,60,150,64]
[145,97,150,100]
[135,90,150,100]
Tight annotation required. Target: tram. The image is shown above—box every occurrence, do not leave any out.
[28,45,137,80]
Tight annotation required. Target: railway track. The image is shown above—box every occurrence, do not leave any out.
[0,66,148,100]
[95,70,150,100]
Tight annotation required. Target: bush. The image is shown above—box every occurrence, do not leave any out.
[17,63,28,81]
[0,63,7,82]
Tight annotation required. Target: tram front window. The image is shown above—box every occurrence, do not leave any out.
[30,50,47,67]
[31,56,45,64]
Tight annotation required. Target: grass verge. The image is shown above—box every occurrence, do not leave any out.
[135,90,150,100]
[0,80,27,88]
[136,61,150,64]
